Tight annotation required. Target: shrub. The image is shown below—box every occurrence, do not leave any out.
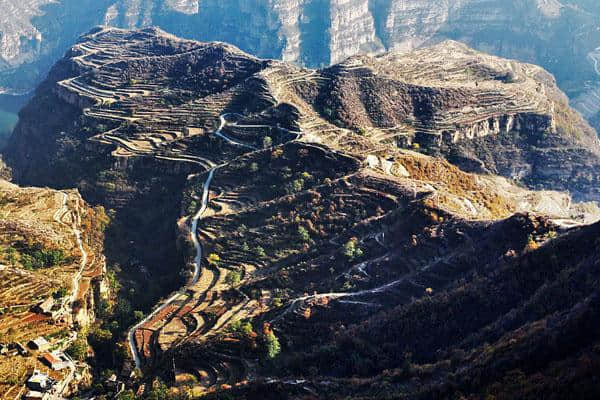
[225,270,241,286]
[263,136,273,148]
[343,238,364,261]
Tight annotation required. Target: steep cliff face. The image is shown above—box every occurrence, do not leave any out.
[1,1,599,129]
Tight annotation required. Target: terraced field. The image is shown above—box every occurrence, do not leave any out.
[4,27,600,397]
[0,180,106,397]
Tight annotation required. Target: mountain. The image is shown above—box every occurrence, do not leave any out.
[1,0,599,133]
[6,27,600,201]
[2,27,600,398]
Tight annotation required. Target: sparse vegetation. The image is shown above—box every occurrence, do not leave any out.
[225,270,241,286]
[262,136,273,148]
[343,238,364,261]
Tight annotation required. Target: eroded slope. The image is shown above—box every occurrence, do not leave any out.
[2,27,599,398]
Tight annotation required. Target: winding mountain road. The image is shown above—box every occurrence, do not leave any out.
[127,113,265,370]
[127,166,216,369]
[216,115,258,150]
[53,192,88,318]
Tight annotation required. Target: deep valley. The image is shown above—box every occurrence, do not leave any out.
[0,26,598,399]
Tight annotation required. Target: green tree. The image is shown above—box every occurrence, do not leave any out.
[298,226,311,243]
[21,254,35,270]
[300,171,313,180]
[109,320,120,333]
[255,246,266,258]
[147,379,172,400]
[343,238,364,261]
[134,310,144,322]
[207,253,221,267]
[225,270,241,286]
[53,287,69,299]
[114,298,132,326]
[66,337,88,361]
[6,247,17,266]
[285,178,305,195]
[264,331,281,359]
[240,322,254,337]
[263,136,273,148]
[89,326,113,344]
[230,320,254,339]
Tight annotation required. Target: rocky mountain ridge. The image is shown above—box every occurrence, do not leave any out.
[2,27,600,398]
[5,27,600,201]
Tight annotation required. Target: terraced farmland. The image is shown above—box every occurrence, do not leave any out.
[0,179,107,397]
[3,27,600,398]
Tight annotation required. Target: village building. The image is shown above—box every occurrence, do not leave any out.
[40,352,67,370]
[24,391,48,400]
[15,342,29,356]
[34,298,55,315]
[182,127,204,137]
[28,337,50,351]
[27,369,50,391]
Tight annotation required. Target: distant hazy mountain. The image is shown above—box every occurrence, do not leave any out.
[0,0,599,129]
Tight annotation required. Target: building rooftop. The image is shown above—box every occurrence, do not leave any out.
[29,337,49,348]
[24,391,45,399]
[41,352,60,365]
